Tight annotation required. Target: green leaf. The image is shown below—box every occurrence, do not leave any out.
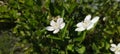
[47,35,62,40]
[58,51,65,54]
[73,31,86,44]
[67,44,74,51]
[104,29,114,34]
[25,0,34,6]
[75,45,86,54]
[18,0,25,3]
[20,31,25,36]
[105,42,110,50]
[9,0,15,4]
[61,10,65,18]
[117,26,120,33]
[92,43,100,53]
[0,5,8,12]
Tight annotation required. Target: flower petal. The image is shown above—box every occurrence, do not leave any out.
[53,29,59,34]
[60,23,65,29]
[46,26,54,31]
[86,23,94,30]
[91,16,99,24]
[111,44,117,47]
[115,51,120,54]
[117,43,120,47]
[110,47,116,52]
[50,20,56,26]
[110,44,117,51]
[76,22,83,27]
[84,15,91,21]
[57,18,63,24]
[75,27,85,32]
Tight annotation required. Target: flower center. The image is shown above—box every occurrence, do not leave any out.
[115,47,120,52]
[82,21,90,28]
[54,23,59,29]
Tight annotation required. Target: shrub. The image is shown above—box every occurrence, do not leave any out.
[0,0,120,54]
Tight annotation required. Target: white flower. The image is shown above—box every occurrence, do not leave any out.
[0,1,4,6]
[46,17,65,34]
[75,15,99,32]
[110,43,120,54]
[103,17,106,21]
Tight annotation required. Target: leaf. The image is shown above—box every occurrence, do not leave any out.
[92,43,100,53]
[117,26,120,33]
[9,0,15,4]
[0,5,8,12]
[63,3,77,14]
[105,42,110,50]
[75,45,86,54]
[18,0,25,3]
[46,35,62,40]
[58,51,65,54]
[20,31,25,36]
[73,31,86,44]
[104,30,114,34]
[25,0,34,6]
[67,44,74,51]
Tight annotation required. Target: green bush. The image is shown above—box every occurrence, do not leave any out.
[0,0,120,54]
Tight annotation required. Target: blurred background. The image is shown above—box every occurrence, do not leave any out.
[0,0,120,54]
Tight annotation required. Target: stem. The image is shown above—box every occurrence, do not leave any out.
[65,48,68,54]
[79,31,87,44]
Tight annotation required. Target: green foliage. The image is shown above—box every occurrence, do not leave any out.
[0,0,120,54]
[0,31,17,54]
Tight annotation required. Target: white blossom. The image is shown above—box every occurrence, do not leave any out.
[0,1,4,6]
[75,15,99,32]
[103,17,106,21]
[46,17,65,34]
[110,43,120,54]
